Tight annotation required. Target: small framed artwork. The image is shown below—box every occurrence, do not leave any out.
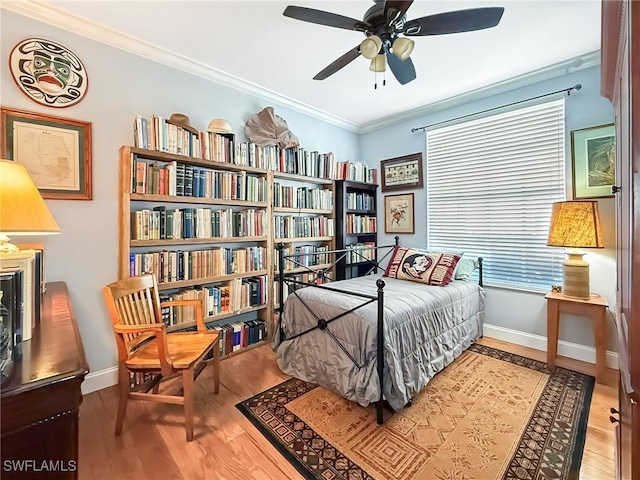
[380,153,423,192]
[384,193,415,234]
[1,107,92,200]
[571,123,615,199]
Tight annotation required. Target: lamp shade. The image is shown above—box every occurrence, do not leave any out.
[547,200,603,248]
[369,54,386,72]
[392,37,415,61]
[0,159,60,235]
[360,36,382,60]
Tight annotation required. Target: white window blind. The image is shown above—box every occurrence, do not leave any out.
[426,99,566,291]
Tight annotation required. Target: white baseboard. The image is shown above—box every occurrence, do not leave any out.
[483,323,619,370]
[82,366,118,395]
[82,324,619,395]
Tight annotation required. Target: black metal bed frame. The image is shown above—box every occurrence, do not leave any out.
[276,238,484,424]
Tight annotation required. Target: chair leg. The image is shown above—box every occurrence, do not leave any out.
[213,340,220,395]
[115,365,130,436]
[183,368,194,442]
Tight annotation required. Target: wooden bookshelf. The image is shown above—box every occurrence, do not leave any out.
[118,145,274,355]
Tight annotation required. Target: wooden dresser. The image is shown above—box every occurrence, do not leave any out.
[0,282,89,479]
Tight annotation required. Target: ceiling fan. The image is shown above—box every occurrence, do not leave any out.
[283,1,504,85]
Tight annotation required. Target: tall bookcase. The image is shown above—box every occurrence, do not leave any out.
[334,180,378,280]
[118,146,273,358]
[272,171,335,308]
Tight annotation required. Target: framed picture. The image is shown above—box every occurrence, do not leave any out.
[384,193,415,234]
[1,107,92,200]
[571,123,615,199]
[380,153,423,192]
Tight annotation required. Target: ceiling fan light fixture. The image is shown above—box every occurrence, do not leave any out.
[392,37,415,60]
[360,35,382,60]
[369,54,386,72]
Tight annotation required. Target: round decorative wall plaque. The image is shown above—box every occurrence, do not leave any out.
[9,38,89,108]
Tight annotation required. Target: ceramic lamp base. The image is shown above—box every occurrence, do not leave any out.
[562,252,590,300]
[0,234,19,254]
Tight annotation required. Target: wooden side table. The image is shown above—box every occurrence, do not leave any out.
[545,291,608,383]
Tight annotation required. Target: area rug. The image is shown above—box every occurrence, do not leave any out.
[237,344,595,480]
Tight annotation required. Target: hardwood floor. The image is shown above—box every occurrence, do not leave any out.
[78,338,617,479]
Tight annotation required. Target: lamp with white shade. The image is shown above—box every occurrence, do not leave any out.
[0,159,60,254]
[546,200,603,300]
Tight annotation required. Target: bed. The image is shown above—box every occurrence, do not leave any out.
[273,241,485,424]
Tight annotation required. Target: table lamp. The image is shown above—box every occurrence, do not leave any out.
[547,200,603,300]
[0,159,60,254]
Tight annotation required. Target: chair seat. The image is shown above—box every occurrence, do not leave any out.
[126,332,219,370]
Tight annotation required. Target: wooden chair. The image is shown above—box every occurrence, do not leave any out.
[102,274,220,441]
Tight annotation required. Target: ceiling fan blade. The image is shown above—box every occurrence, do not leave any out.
[403,7,505,36]
[386,50,417,85]
[313,46,361,80]
[283,6,370,32]
[384,1,414,25]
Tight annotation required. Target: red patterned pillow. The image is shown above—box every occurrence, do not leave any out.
[383,246,461,286]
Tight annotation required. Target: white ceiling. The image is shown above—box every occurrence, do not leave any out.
[38,1,601,127]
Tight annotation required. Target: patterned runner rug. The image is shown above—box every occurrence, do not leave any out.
[237,344,594,480]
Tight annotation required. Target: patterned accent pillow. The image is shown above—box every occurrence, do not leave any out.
[383,246,461,286]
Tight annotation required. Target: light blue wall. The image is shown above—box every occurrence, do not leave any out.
[1,9,616,377]
[360,66,617,352]
[0,11,360,373]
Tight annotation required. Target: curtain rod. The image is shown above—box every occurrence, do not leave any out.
[410,84,582,133]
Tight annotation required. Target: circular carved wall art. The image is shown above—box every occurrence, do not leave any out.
[9,38,89,108]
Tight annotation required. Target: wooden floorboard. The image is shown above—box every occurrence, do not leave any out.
[78,338,617,479]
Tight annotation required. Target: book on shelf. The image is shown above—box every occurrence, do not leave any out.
[130,155,268,202]
[132,115,377,184]
[273,215,334,239]
[1,251,37,341]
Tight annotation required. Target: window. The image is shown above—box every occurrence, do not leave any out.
[426,99,565,291]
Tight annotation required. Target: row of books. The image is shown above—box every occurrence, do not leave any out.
[346,214,377,234]
[274,244,331,271]
[133,115,378,184]
[132,158,268,202]
[347,192,375,212]
[159,275,267,324]
[134,115,201,158]
[346,242,376,264]
[273,183,333,210]
[129,246,266,283]
[130,207,267,241]
[208,319,268,357]
[273,271,331,306]
[273,216,334,239]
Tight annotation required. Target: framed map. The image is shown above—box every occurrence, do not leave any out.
[1,107,92,200]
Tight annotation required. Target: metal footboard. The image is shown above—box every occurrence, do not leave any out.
[276,238,483,425]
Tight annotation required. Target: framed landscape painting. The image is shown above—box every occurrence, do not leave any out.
[571,123,615,199]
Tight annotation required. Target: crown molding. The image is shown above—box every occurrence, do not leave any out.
[3,1,600,135]
[1,0,361,132]
[358,50,601,133]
